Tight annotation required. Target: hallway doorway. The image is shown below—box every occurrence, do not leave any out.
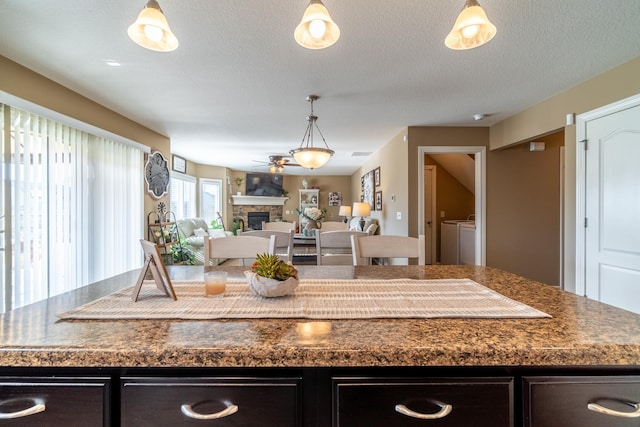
[417,146,486,265]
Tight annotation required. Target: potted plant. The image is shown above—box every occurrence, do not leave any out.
[234,177,244,194]
[170,242,195,265]
[244,253,299,297]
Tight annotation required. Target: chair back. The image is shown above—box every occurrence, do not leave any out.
[351,235,426,265]
[319,221,349,232]
[238,229,294,263]
[204,235,275,266]
[315,230,368,265]
[262,221,296,232]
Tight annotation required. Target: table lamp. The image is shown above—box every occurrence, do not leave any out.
[338,205,351,223]
[352,202,370,231]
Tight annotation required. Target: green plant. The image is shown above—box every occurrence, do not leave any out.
[170,242,195,265]
[251,253,298,281]
[234,176,244,189]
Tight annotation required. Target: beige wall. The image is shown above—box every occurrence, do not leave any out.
[490,56,640,291]
[488,132,564,285]
[351,130,409,237]
[0,56,170,233]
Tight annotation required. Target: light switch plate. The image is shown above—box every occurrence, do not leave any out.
[396,212,402,220]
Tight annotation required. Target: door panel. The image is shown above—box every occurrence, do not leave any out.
[584,104,640,314]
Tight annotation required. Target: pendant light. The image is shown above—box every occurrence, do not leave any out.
[290,95,335,170]
[294,0,340,49]
[445,0,496,50]
[128,0,179,52]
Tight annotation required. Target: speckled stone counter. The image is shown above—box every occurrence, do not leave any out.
[1,265,640,369]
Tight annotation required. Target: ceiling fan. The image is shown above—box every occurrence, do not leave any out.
[252,155,301,174]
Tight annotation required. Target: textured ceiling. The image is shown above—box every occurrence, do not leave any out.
[1,0,639,175]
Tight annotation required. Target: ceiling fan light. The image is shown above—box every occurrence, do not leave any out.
[294,0,340,49]
[445,0,496,50]
[290,147,334,169]
[128,0,179,52]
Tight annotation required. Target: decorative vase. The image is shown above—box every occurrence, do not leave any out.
[244,271,299,297]
[303,220,320,236]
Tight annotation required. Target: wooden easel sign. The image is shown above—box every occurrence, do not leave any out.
[132,239,178,302]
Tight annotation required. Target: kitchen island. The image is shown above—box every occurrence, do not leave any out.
[1,265,639,426]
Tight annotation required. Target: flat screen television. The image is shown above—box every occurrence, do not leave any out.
[245,173,284,196]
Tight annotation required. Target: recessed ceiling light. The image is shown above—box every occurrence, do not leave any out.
[473,113,487,121]
[104,60,121,67]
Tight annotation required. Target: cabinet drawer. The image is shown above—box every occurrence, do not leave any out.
[121,377,301,427]
[524,376,640,427]
[333,377,513,427]
[0,377,110,426]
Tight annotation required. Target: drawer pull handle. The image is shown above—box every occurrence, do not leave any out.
[181,403,238,420]
[395,402,452,419]
[587,401,640,418]
[0,398,46,419]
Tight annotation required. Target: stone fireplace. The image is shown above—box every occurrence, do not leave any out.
[231,195,288,232]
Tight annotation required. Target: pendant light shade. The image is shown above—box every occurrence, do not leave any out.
[290,95,335,170]
[128,0,178,52]
[294,0,340,49]
[445,0,496,50]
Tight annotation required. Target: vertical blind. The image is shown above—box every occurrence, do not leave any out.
[0,104,144,312]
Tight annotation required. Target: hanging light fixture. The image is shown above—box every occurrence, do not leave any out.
[445,0,496,50]
[290,95,335,170]
[128,0,179,52]
[294,0,340,49]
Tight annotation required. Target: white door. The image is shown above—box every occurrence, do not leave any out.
[423,166,435,264]
[579,97,640,314]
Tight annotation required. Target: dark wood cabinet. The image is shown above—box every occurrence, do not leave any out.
[333,377,513,427]
[121,376,302,427]
[2,371,640,426]
[0,377,110,426]
[523,376,640,427]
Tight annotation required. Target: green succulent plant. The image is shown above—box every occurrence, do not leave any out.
[251,253,298,281]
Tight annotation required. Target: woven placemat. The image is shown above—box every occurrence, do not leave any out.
[58,278,550,320]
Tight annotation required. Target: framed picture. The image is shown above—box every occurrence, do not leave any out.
[362,170,375,209]
[328,192,341,206]
[132,239,177,302]
[172,155,186,173]
[374,167,381,187]
[375,191,382,211]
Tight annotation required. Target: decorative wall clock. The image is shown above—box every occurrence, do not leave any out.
[145,151,170,199]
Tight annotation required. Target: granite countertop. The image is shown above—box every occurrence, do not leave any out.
[1,265,640,369]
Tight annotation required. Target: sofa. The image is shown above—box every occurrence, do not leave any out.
[176,218,232,265]
[348,217,379,235]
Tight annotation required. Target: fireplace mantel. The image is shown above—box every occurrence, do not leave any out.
[231,195,289,206]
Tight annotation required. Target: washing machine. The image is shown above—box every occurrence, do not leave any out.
[440,220,474,264]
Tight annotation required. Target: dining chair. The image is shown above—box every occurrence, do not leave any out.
[262,221,296,232]
[315,230,367,265]
[319,221,349,232]
[238,229,294,263]
[203,235,276,266]
[350,234,426,265]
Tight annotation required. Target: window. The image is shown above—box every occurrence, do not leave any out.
[0,104,144,312]
[200,179,223,227]
[170,173,196,220]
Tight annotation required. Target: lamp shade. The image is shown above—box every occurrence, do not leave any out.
[294,0,340,49]
[338,205,351,217]
[291,147,333,169]
[352,202,370,217]
[444,0,496,50]
[128,0,179,52]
